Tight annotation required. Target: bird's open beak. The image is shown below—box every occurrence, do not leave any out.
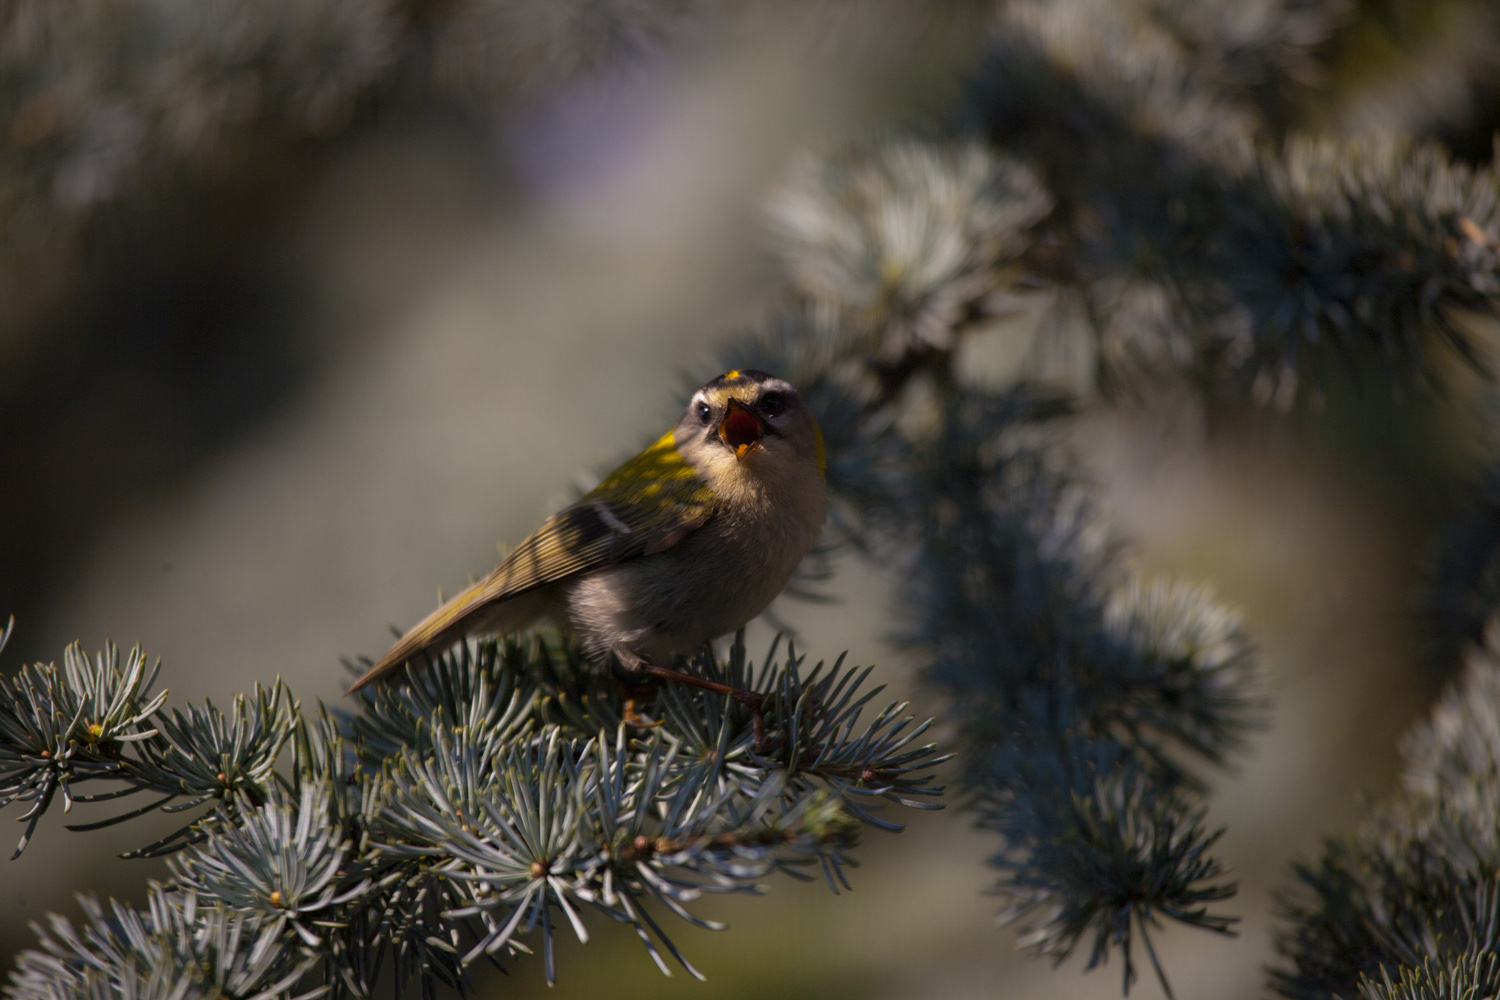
[719,398,764,459]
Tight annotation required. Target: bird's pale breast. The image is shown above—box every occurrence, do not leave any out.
[562,455,825,667]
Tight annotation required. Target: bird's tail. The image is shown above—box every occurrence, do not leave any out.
[346,586,551,694]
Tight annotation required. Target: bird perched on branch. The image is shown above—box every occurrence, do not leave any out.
[348,370,826,725]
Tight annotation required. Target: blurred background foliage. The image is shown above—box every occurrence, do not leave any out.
[7,0,1500,997]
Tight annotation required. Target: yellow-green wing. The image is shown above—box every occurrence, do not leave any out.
[482,429,716,594]
[348,430,714,692]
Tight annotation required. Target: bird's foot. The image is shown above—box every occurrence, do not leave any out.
[622,697,664,730]
[611,676,665,730]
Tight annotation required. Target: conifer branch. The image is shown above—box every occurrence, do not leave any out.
[0,623,945,997]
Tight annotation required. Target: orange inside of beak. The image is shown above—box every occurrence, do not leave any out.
[719,403,764,458]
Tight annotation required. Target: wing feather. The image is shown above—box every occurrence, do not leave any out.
[347,430,713,692]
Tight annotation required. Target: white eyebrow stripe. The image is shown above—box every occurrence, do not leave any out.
[591,499,633,534]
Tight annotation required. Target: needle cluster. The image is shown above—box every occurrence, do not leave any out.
[962,0,1500,403]
[1272,633,1500,1000]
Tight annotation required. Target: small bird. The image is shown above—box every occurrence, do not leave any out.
[348,370,827,721]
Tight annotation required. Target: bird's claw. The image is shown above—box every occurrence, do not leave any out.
[622,697,665,730]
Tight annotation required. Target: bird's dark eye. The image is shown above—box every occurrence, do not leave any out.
[696,401,712,424]
[759,392,785,417]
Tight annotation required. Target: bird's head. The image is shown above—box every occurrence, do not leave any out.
[677,370,824,481]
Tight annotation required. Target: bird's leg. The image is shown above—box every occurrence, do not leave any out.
[634,662,768,750]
